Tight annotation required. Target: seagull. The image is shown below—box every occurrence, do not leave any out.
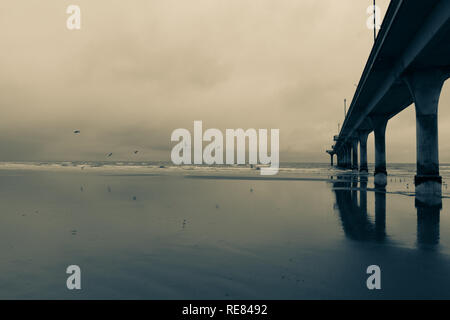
[73,130,80,134]
[107,153,113,157]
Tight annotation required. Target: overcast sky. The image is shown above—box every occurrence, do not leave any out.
[1,0,450,163]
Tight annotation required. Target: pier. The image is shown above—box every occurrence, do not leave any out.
[328,0,450,203]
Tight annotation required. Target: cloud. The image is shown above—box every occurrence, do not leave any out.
[3,0,448,163]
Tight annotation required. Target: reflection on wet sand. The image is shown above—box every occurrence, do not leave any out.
[332,176,387,242]
[416,199,441,249]
[332,175,442,249]
[1,167,450,299]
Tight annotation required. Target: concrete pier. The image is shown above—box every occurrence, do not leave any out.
[358,131,369,173]
[371,116,388,187]
[351,139,358,171]
[346,144,352,169]
[326,0,450,192]
[326,150,334,166]
[405,69,448,204]
[342,145,350,169]
[342,145,348,169]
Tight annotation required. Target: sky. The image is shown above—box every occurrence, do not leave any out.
[1,0,449,163]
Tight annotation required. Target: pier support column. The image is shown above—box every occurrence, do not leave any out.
[371,116,388,187]
[346,144,352,169]
[342,147,348,169]
[330,154,334,166]
[405,69,448,204]
[341,147,346,168]
[358,131,369,173]
[351,139,358,171]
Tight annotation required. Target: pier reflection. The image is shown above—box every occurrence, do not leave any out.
[331,175,442,249]
[332,175,386,242]
[416,198,441,249]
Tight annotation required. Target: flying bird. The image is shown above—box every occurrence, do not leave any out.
[73,130,80,134]
[134,150,139,154]
[107,153,113,157]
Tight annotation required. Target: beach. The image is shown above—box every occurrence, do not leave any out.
[1,162,450,299]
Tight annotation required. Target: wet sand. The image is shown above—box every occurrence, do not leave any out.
[1,166,450,299]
